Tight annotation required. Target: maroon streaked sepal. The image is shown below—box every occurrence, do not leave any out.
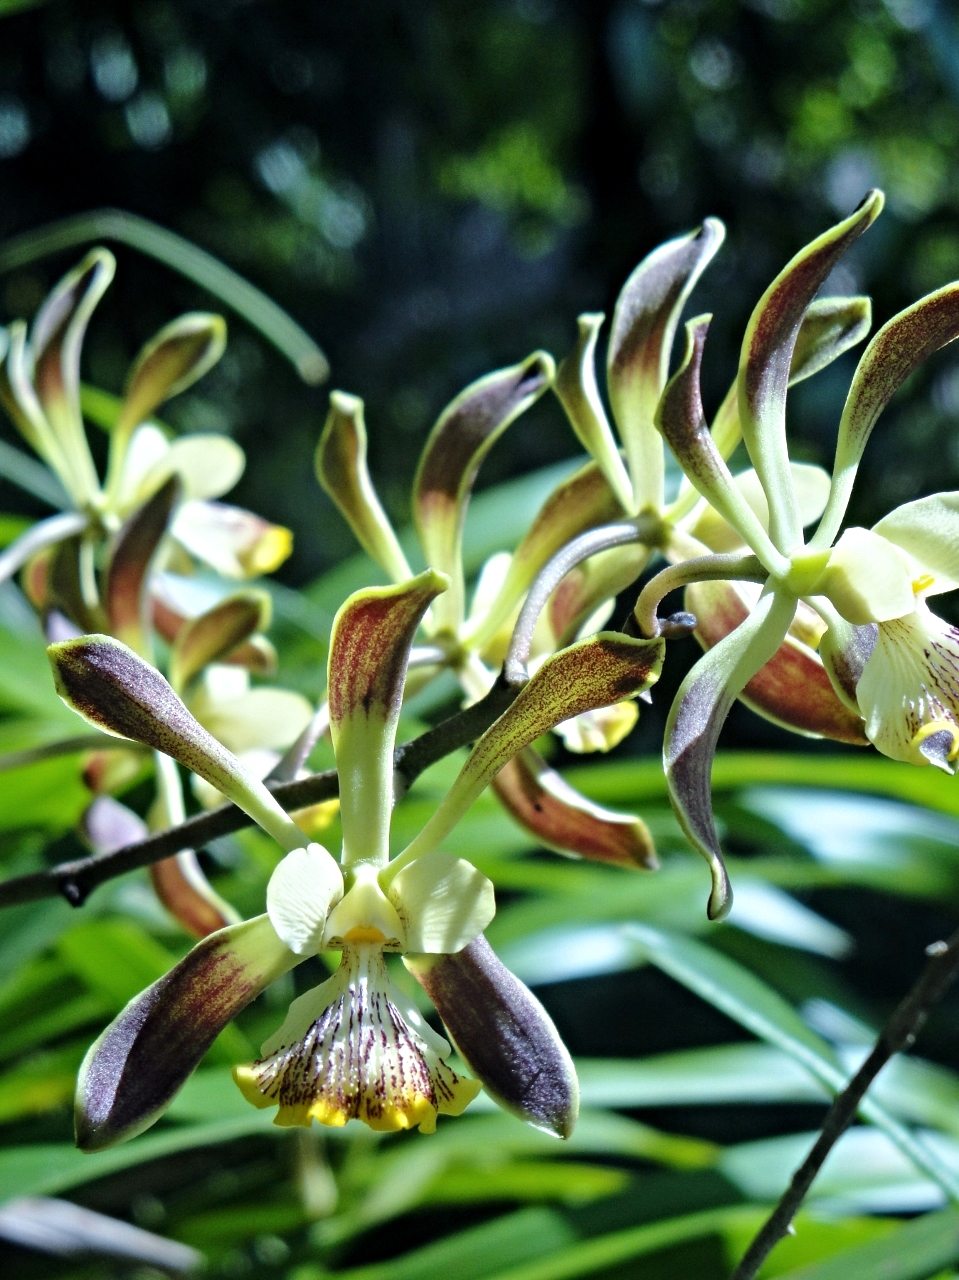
[168,590,271,692]
[492,746,658,869]
[405,935,579,1138]
[413,352,554,630]
[75,915,297,1150]
[664,590,796,920]
[547,541,651,648]
[116,313,227,442]
[607,218,725,508]
[738,191,883,550]
[686,578,869,745]
[329,572,448,862]
[790,296,872,385]
[105,476,181,654]
[315,391,411,583]
[149,855,237,940]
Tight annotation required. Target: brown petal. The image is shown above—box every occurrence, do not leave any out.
[493,746,657,869]
[168,590,271,691]
[105,476,181,653]
[686,578,869,745]
[405,935,579,1138]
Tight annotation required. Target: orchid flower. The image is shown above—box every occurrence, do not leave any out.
[641,188,959,920]
[315,359,663,870]
[47,570,663,1147]
[0,248,292,595]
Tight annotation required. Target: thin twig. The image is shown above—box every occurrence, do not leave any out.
[731,927,959,1280]
[0,732,120,773]
[0,676,518,910]
[0,511,89,588]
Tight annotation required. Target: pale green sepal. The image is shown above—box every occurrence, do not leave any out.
[813,277,959,551]
[554,313,634,512]
[316,392,412,583]
[328,572,448,866]
[607,217,725,511]
[266,843,345,956]
[388,631,664,877]
[690,462,830,554]
[819,527,915,624]
[47,634,306,852]
[665,589,796,920]
[2,320,75,496]
[388,851,496,954]
[873,492,959,595]
[738,191,883,555]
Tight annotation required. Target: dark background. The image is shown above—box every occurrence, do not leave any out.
[4,0,959,584]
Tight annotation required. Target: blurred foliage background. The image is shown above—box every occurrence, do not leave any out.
[5,1,959,1277]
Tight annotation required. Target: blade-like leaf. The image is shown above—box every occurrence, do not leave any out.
[328,571,447,863]
[607,217,725,510]
[738,191,883,553]
[414,352,554,631]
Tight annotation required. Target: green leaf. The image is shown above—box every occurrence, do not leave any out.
[771,1205,959,1279]
[626,924,959,1202]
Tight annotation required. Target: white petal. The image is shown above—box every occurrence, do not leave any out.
[266,843,344,956]
[173,500,292,578]
[555,700,638,753]
[690,462,831,553]
[115,424,169,510]
[820,527,915,624]
[140,435,245,502]
[873,492,959,596]
[388,850,495,954]
[190,675,313,753]
[856,602,959,768]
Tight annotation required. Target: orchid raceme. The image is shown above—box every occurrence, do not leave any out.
[48,574,664,1148]
[315,358,660,869]
[648,188,959,921]
[0,248,292,592]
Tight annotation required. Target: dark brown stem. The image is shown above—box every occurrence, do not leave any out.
[731,927,959,1280]
[0,677,517,910]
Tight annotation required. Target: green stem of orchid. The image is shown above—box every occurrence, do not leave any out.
[632,552,767,638]
[502,519,651,685]
[0,510,88,587]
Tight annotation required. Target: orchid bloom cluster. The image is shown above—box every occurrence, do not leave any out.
[636,189,959,919]
[47,569,662,1143]
[316,360,666,870]
[0,250,310,936]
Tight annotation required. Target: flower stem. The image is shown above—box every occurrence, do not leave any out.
[632,552,767,638]
[731,927,959,1280]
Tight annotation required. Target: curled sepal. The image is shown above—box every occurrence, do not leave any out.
[31,248,115,507]
[657,317,786,575]
[168,590,272,692]
[413,352,554,631]
[816,283,959,549]
[105,476,181,654]
[554,315,634,511]
[405,935,579,1138]
[75,914,298,1151]
[664,590,796,920]
[48,635,305,852]
[173,501,292,578]
[388,851,496,954]
[316,392,412,584]
[790,296,872,384]
[608,218,725,511]
[686,579,868,745]
[464,460,625,652]
[392,631,663,870]
[492,746,658,868]
[116,314,227,443]
[150,855,239,939]
[328,571,448,864]
[739,191,883,553]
